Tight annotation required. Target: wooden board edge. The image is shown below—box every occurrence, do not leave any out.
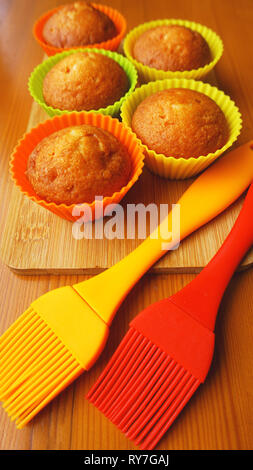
[5,262,253,276]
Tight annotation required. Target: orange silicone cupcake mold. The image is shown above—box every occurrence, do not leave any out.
[33,3,127,56]
[10,113,145,222]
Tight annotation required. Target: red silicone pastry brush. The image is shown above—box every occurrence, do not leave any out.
[87,182,253,450]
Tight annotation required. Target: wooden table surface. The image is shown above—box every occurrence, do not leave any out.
[0,0,252,451]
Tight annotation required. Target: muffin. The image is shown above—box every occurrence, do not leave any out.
[133,25,211,71]
[43,1,117,48]
[26,125,131,205]
[132,88,229,158]
[43,51,129,111]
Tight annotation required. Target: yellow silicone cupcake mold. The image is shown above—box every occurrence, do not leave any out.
[123,19,223,83]
[121,78,242,179]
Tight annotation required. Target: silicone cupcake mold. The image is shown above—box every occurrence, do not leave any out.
[121,78,242,179]
[29,48,138,118]
[124,19,223,83]
[34,2,127,56]
[10,112,145,221]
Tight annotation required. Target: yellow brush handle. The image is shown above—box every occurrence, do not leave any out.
[74,141,253,325]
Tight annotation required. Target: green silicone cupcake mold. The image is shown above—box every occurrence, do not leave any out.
[28,48,138,117]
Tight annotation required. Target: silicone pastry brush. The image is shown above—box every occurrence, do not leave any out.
[87,180,253,450]
[1,141,253,428]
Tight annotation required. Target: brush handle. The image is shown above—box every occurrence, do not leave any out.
[171,182,253,331]
[74,142,253,325]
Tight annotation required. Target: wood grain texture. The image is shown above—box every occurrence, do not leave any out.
[0,0,252,450]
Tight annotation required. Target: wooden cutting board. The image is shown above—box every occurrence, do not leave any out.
[1,71,253,274]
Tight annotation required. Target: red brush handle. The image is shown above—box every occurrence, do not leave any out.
[171,182,253,331]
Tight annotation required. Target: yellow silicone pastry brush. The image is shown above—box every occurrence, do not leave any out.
[1,141,253,428]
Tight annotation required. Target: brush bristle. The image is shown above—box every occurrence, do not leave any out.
[0,307,83,428]
[87,327,201,449]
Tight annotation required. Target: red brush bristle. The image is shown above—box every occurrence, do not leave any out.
[87,328,200,449]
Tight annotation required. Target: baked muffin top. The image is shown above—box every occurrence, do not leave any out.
[43,51,129,111]
[133,25,211,71]
[43,1,117,48]
[132,88,229,158]
[26,125,131,205]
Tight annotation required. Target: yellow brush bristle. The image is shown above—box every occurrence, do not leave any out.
[0,307,83,428]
